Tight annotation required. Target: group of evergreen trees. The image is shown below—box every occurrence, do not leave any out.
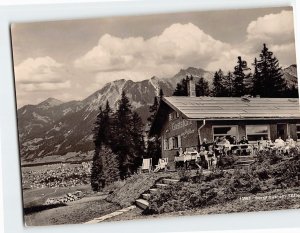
[91,91,145,191]
[174,44,298,98]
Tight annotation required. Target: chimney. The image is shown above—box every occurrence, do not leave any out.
[187,75,196,97]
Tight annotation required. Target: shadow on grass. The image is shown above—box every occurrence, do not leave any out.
[24,203,67,215]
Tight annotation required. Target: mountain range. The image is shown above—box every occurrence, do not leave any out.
[17,65,297,163]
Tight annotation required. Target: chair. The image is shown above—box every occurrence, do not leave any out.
[141,158,152,173]
[154,158,168,172]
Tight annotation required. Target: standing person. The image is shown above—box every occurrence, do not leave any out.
[206,145,215,171]
[213,136,222,156]
[198,146,208,169]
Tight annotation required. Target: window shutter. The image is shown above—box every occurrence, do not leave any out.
[178,135,182,148]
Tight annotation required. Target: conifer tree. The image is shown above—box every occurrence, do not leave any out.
[159,88,164,100]
[111,91,135,178]
[147,96,159,123]
[131,112,145,171]
[223,71,234,97]
[91,106,104,191]
[91,101,115,191]
[195,77,210,96]
[232,56,251,97]
[100,145,120,186]
[212,69,225,97]
[173,78,188,96]
[253,43,287,97]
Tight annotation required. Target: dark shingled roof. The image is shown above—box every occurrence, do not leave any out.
[163,96,300,120]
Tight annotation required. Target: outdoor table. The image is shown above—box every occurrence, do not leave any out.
[174,153,199,169]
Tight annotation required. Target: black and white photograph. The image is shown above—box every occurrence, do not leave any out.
[11,6,300,226]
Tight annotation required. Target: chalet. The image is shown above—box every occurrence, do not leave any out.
[150,77,300,165]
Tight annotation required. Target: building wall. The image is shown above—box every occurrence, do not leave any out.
[159,112,300,168]
[197,120,300,142]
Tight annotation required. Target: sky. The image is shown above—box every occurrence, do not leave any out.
[11,6,297,108]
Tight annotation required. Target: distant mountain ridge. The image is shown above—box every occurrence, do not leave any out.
[17,65,297,163]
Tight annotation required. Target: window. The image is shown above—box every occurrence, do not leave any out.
[172,137,178,149]
[168,113,173,121]
[164,139,169,150]
[297,125,300,141]
[246,125,269,142]
[176,111,180,118]
[213,126,238,140]
[164,136,181,150]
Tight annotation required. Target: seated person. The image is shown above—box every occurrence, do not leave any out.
[220,137,231,156]
[201,138,212,151]
[285,135,295,154]
[230,136,238,145]
[274,136,285,148]
[230,136,239,155]
[239,136,250,155]
[176,147,184,157]
[258,137,267,151]
[265,137,274,148]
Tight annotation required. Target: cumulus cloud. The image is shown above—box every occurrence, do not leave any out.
[15,57,63,84]
[243,10,296,66]
[15,56,72,107]
[74,23,240,78]
[15,56,71,91]
[247,10,294,45]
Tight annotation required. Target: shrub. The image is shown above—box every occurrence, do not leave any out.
[218,155,238,169]
[177,168,192,182]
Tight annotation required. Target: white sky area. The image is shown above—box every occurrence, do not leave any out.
[12,7,297,107]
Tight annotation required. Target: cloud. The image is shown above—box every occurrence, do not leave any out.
[14,56,72,107]
[74,23,239,78]
[15,56,71,92]
[15,57,64,84]
[247,10,294,45]
[243,10,296,66]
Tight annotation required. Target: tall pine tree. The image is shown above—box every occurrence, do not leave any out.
[147,96,159,123]
[212,69,226,97]
[131,112,145,171]
[147,94,162,166]
[253,43,287,97]
[91,101,114,191]
[111,91,145,178]
[195,77,210,96]
[232,56,251,97]
[223,71,234,97]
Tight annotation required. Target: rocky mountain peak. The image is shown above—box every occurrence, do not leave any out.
[37,98,63,109]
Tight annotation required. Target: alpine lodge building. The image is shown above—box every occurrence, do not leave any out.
[150,77,300,167]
